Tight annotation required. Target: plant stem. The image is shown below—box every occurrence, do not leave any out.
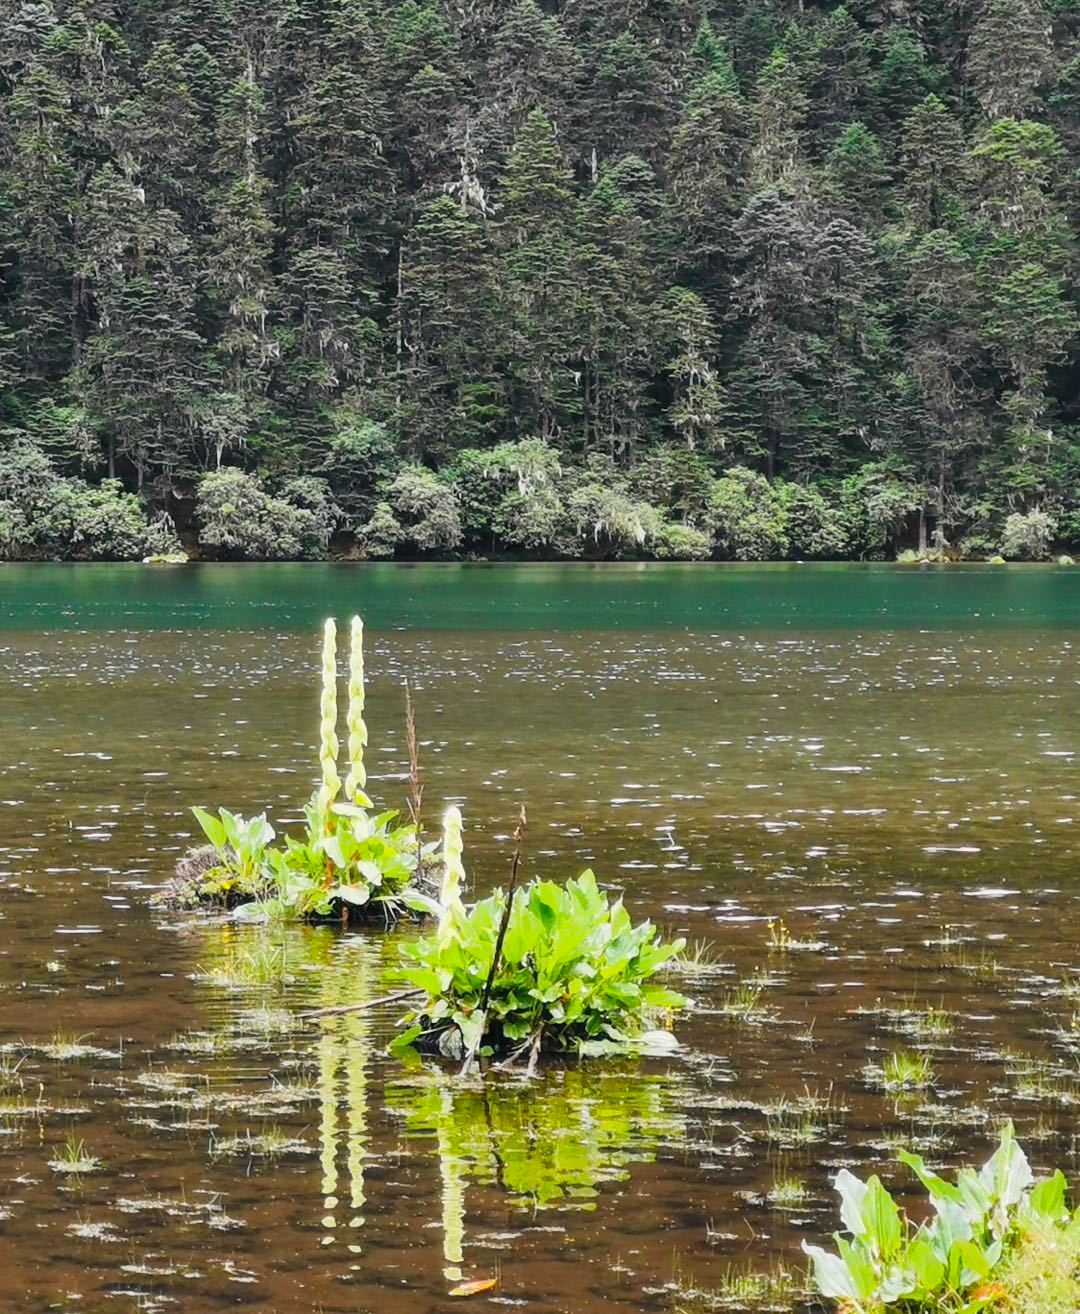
[459,804,527,1077]
[405,681,423,832]
[302,987,424,1020]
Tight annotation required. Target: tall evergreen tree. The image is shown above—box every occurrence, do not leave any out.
[395,195,500,462]
[75,168,204,489]
[498,111,580,444]
[3,0,1080,560]
[967,0,1054,121]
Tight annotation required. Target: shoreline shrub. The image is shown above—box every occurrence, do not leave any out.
[195,468,337,560]
[0,436,156,560]
[1000,508,1056,561]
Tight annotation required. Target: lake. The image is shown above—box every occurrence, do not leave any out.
[0,563,1078,1313]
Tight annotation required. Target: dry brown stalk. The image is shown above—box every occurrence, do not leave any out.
[459,804,528,1078]
[404,681,423,833]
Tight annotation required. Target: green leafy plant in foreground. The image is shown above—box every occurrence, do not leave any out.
[804,1124,1080,1312]
[393,858,688,1059]
[184,616,440,921]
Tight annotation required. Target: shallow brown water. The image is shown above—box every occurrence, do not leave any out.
[1,566,1079,1313]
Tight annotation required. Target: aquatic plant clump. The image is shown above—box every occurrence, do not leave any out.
[166,616,442,923]
[803,1124,1080,1312]
[393,867,688,1061]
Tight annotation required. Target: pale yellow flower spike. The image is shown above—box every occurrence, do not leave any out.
[438,805,466,943]
[344,615,369,805]
[318,618,341,814]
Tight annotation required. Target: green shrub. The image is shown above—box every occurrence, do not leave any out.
[143,512,185,559]
[195,468,332,559]
[63,479,151,560]
[0,435,153,560]
[191,800,433,921]
[707,467,789,559]
[565,478,664,558]
[1000,509,1056,560]
[394,868,687,1058]
[0,500,31,556]
[654,520,713,560]
[780,482,850,558]
[453,439,563,548]
[626,449,718,526]
[386,466,463,553]
[957,533,999,561]
[493,484,567,551]
[358,501,405,558]
[840,461,921,559]
[277,475,340,553]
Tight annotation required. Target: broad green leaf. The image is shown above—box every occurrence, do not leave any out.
[191,805,227,849]
[1027,1172,1068,1224]
[399,890,443,918]
[801,1243,862,1300]
[330,883,371,906]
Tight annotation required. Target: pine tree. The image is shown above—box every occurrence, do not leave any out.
[75,168,204,489]
[669,24,750,299]
[825,122,890,223]
[276,246,380,413]
[383,0,464,193]
[205,76,277,408]
[807,6,871,145]
[899,95,969,228]
[577,156,665,460]
[477,0,580,161]
[498,111,580,443]
[3,63,79,381]
[750,48,809,191]
[287,0,393,299]
[126,41,206,218]
[900,230,983,551]
[395,195,501,463]
[656,287,725,452]
[588,32,672,166]
[968,0,1054,121]
[872,27,941,135]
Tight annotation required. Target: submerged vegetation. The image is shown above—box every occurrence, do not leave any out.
[169,616,440,922]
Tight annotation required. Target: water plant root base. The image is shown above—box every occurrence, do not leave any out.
[156,846,423,927]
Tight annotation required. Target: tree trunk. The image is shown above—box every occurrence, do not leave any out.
[934,461,945,556]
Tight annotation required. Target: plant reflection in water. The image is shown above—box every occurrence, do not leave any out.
[189,923,687,1285]
[386,1061,686,1279]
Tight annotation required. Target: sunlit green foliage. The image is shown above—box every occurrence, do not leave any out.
[394,869,687,1057]
[803,1125,1080,1311]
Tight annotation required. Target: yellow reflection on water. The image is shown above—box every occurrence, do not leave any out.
[314,937,380,1252]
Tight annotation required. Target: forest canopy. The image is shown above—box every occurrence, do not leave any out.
[2,0,1080,561]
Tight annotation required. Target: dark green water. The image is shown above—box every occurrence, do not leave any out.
[2,561,1079,630]
[0,564,1078,1314]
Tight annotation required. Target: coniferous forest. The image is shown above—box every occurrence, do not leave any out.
[2,0,1080,561]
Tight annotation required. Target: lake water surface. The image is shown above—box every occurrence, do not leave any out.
[1,564,1078,1313]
